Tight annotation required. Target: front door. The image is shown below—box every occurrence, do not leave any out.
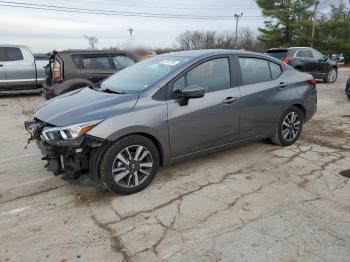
[167,57,240,157]
[5,47,36,90]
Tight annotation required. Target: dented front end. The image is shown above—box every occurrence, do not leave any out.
[24,119,107,181]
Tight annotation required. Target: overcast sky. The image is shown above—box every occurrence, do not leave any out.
[0,0,264,53]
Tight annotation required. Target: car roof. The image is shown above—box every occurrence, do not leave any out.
[266,47,311,51]
[160,49,264,58]
[56,49,131,55]
[0,44,28,48]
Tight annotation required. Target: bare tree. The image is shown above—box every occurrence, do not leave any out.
[175,29,264,52]
[84,35,99,49]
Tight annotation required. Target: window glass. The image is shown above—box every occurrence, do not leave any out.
[239,57,271,85]
[113,55,135,69]
[5,47,23,61]
[100,55,190,93]
[71,55,81,68]
[296,49,313,58]
[0,47,5,61]
[187,58,230,93]
[311,49,324,60]
[172,76,185,93]
[269,62,282,79]
[82,56,112,70]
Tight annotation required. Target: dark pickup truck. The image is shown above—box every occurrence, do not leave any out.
[43,50,138,99]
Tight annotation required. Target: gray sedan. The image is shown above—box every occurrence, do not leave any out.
[25,49,317,195]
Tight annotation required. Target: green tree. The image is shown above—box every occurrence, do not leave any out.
[257,0,317,47]
[315,3,350,63]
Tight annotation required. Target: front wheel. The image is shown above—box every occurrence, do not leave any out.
[271,106,304,147]
[100,135,159,195]
[324,68,338,83]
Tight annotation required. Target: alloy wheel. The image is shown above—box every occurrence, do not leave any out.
[111,145,153,188]
[281,112,301,141]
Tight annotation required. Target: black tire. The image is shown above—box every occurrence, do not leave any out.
[323,68,338,83]
[271,106,304,147]
[347,94,350,100]
[100,135,159,195]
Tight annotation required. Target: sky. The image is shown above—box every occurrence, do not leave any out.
[0,0,264,53]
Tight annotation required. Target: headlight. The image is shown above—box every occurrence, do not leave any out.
[42,120,102,141]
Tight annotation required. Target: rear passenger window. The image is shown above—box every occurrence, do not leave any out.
[82,56,112,70]
[239,57,271,85]
[269,62,282,79]
[296,49,313,58]
[5,47,23,61]
[71,55,81,69]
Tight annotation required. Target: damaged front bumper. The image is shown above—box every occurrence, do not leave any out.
[24,119,107,182]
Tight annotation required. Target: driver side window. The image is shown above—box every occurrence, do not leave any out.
[172,58,231,94]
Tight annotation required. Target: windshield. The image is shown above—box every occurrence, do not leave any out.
[100,55,191,93]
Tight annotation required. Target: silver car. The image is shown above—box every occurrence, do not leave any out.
[25,50,317,194]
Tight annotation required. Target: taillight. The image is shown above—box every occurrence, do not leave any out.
[53,59,62,82]
[283,56,294,64]
[308,79,317,88]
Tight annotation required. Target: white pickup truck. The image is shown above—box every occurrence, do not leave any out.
[0,45,48,94]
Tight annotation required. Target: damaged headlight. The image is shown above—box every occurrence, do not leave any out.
[42,120,102,141]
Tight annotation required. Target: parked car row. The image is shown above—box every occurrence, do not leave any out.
[25,49,317,194]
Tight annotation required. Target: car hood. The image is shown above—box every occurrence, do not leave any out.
[34,87,139,126]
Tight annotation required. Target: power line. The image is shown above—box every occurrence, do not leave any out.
[56,0,262,11]
[0,1,264,20]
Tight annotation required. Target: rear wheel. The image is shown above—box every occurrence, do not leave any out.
[324,68,337,83]
[271,106,304,147]
[100,135,159,195]
[347,94,350,100]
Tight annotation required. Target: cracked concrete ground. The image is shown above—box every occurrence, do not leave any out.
[1,68,350,262]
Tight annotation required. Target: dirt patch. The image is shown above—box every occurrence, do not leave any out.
[73,186,116,207]
[339,169,350,178]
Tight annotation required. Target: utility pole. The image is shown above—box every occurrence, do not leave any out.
[234,13,243,48]
[311,1,319,48]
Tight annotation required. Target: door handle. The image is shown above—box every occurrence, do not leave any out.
[0,64,3,67]
[223,97,237,104]
[278,82,288,88]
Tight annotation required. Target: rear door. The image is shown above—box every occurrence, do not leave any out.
[4,47,36,89]
[237,56,285,138]
[295,49,317,74]
[0,47,6,90]
[81,54,115,83]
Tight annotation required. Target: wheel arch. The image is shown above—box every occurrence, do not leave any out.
[106,129,166,166]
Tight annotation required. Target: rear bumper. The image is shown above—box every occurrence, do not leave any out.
[41,84,56,100]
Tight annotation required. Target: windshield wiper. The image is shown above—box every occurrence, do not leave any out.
[88,82,101,91]
[102,88,127,94]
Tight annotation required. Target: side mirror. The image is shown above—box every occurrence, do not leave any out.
[181,85,205,99]
[174,85,205,106]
